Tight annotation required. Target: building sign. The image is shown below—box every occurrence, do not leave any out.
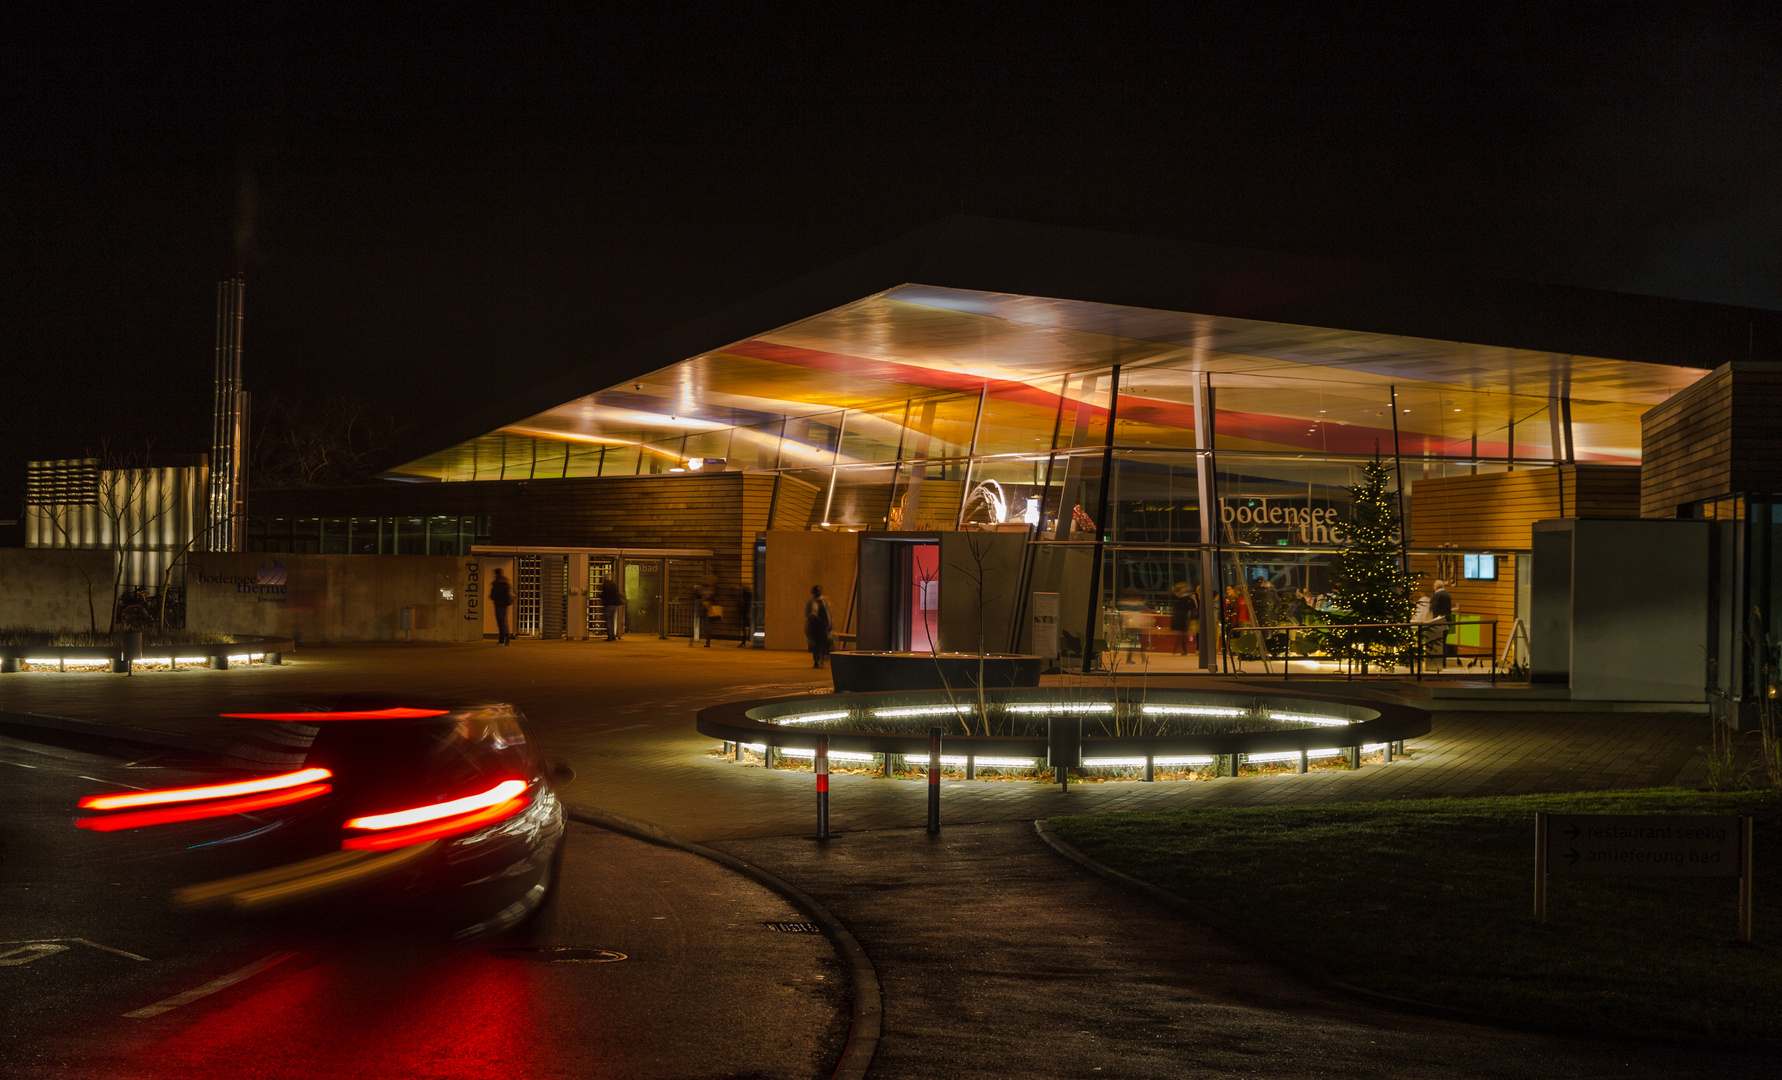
[464,559,482,622]
[1543,814,1743,878]
[193,560,289,604]
[1219,498,1350,545]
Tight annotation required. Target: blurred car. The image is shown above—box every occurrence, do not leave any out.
[74,701,567,939]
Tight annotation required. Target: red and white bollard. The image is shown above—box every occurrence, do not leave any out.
[815,737,830,840]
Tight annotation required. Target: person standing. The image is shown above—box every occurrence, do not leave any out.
[737,586,754,648]
[490,568,514,646]
[1169,581,1197,656]
[1428,578,1454,667]
[599,576,624,640]
[805,585,834,669]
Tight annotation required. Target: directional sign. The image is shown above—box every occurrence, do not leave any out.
[1545,814,1742,878]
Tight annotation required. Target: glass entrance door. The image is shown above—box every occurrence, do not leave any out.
[624,559,664,638]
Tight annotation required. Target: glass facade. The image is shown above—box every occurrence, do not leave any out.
[373,284,1711,671]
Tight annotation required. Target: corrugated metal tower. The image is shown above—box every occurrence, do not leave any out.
[207,276,249,551]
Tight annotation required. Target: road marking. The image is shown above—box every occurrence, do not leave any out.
[0,943,69,965]
[123,952,295,1018]
[78,776,147,790]
[0,760,38,769]
[0,938,150,961]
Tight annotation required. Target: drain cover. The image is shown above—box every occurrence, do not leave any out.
[490,946,627,963]
[766,921,822,934]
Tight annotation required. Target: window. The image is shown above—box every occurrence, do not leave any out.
[1462,553,1497,580]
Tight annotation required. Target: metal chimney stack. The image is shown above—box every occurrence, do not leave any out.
[207,276,249,552]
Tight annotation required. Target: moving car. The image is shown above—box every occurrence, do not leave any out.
[74,700,567,939]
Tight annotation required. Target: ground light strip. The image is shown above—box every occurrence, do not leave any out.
[1003,703,1114,714]
[1267,712,1350,726]
[871,705,973,718]
[772,711,851,725]
[1139,705,1246,716]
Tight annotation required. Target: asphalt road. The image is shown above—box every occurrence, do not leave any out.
[0,731,849,1079]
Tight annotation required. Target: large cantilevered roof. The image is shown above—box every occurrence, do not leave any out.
[388,279,1710,480]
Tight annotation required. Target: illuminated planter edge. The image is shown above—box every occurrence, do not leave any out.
[696,688,1431,761]
[0,635,296,672]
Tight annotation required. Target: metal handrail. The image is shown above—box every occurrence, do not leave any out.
[1224,617,1499,683]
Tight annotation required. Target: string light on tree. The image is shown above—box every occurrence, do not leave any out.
[1326,456,1417,670]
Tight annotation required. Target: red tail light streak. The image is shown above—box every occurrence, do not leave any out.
[219,708,450,721]
[342,779,530,851]
[75,783,333,831]
[78,768,334,811]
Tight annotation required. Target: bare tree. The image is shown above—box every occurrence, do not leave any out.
[251,394,408,488]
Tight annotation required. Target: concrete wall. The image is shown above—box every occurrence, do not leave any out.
[763,531,859,651]
[0,547,118,631]
[186,553,480,643]
[1530,519,1709,701]
[937,531,1027,654]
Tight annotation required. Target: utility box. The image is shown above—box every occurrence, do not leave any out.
[1530,519,1709,702]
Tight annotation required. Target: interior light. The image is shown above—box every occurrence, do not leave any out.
[220,708,450,722]
[75,783,332,831]
[79,767,333,811]
[686,459,703,470]
[669,467,686,473]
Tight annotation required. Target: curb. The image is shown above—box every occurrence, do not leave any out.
[0,709,228,759]
[564,803,881,1080]
[1032,819,1777,1053]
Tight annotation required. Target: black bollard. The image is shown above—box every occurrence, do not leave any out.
[815,737,831,840]
[926,727,941,834]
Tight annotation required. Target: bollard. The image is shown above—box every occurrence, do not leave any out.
[268,652,283,666]
[1383,741,1394,763]
[0,657,18,673]
[815,737,831,840]
[1048,716,1082,793]
[734,740,744,762]
[881,752,895,777]
[210,655,229,671]
[1144,754,1155,782]
[1348,745,1361,770]
[1297,749,1308,774]
[965,754,976,781]
[926,727,941,834]
[764,745,777,769]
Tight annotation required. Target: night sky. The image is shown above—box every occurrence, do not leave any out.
[3,5,1779,512]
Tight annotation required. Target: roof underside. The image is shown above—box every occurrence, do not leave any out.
[390,284,1709,480]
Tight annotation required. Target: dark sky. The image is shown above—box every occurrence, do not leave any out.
[3,4,1780,510]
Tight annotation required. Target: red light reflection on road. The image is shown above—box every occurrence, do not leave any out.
[109,945,551,1079]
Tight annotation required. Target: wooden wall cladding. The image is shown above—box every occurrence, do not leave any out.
[1641,365,1731,517]
[1408,465,1640,550]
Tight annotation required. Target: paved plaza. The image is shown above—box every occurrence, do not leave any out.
[4,639,1758,1078]
[0,639,1718,842]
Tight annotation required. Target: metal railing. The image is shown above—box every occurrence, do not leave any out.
[1224,618,1500,682]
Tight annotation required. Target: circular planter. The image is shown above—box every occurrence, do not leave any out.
[830,652,1044,693]
[697,686,1432,777]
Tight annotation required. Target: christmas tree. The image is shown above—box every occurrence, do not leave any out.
[1325,457,1417,669]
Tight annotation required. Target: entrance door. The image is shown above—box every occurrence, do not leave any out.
[624,559,664,638]
[588,558,616,638]
[893,541,941,652]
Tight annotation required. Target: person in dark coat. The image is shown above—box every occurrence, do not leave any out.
[599,577,624,640]
[1169,581,1198,655]
[804,585,834,668]
[490,568,514,646]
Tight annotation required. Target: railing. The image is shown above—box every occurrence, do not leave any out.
[1227,618,1500,683]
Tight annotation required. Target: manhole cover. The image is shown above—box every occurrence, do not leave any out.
[490,947,627,963]
[766,921,822,934]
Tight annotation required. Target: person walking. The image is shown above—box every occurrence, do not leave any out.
[736,586,754,647]
[1169,581,1197,656]
[1428,578,1454,668]
[490,568,514,646]
[804,585,834,669]
[599,576,624,640]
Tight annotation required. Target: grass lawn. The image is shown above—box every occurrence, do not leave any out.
[1051,789,1782,1045]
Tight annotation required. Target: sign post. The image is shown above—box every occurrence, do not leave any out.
[1535,813,1753,942]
